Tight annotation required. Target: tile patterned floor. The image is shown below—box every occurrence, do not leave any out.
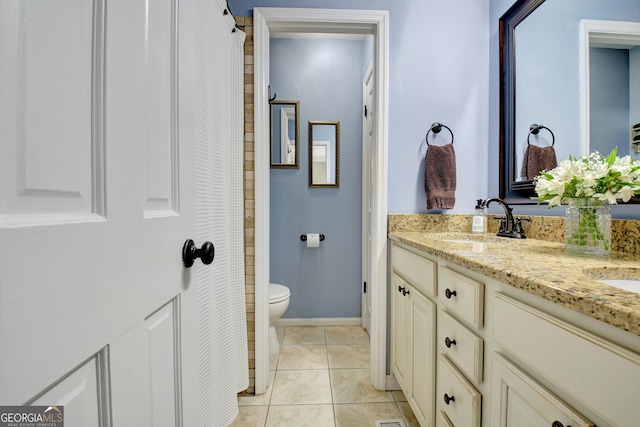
[232,326,419,427]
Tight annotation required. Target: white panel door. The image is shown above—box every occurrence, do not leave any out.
[0,0,201,424]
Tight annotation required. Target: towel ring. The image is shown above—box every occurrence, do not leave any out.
[527,124,555,146]
[426,122,454,146]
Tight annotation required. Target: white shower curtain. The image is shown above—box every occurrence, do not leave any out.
[194,0,248,425]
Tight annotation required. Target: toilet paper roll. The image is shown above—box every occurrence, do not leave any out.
[306,233,320,248]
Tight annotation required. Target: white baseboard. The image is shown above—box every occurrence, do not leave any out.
[385,375,401,391]
[274,317,362,327]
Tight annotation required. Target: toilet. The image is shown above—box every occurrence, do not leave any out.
[269,283,291,355]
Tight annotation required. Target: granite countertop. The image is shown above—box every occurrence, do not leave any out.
[389,231,640,336]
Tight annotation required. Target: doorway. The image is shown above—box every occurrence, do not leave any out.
[253,8,390,394]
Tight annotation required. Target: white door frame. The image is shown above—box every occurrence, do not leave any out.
[579,19,640,156]
[253,7,389,394]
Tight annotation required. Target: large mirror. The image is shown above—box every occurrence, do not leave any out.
[309,121,340,188]
[499,0,640,203]
[270,100,299,168]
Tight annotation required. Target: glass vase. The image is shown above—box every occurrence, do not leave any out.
[565,198,611,257]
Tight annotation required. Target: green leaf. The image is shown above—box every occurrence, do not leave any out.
[605,147,618,166]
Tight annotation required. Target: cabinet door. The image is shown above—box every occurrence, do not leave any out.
[410,290,436,427]
[491,353,595,427]
[391,274,412,391]
[494,293,640,426]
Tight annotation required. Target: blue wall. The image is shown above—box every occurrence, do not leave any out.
[231,0,491,214]
[590,48,630,156]
[269,38,364,318]
[234,0,640,220]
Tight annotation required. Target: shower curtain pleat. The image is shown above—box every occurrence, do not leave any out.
[194,0,247,425]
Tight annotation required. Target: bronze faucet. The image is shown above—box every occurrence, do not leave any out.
[480,197,527,239]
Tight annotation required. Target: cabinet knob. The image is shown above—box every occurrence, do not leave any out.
[552,422,570,427]
[398,285,404,293]
[445,288,457,299]
[443,393,455,405]
[402,288,410,296]
[445,337,457,348]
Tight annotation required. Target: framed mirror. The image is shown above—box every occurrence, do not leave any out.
[499,0,546,202]
[270,100,300,168]
[309,121,340,188]
[499,0,640,204]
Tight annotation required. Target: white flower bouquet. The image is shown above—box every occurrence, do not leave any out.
[533,148,640,207]
[534,148,640,256]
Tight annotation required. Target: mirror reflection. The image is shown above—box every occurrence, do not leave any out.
[309,121,340,188]
[500,0,640,202]
[581,20,640,158]
[270,100,299,168]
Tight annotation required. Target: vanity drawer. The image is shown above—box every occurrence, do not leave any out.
[437,266,484,329]
[391,244,436,297]
[494,293,640,427]
[437,354,481,427]
[437,309,483,384]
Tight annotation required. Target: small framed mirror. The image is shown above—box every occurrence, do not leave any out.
[309,121,340,188]
[270,100,300,168]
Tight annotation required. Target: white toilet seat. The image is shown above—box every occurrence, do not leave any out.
[269,283,290,304]
[268,283,290,356]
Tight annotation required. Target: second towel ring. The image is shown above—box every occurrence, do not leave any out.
[426,122,454,146]
[527,124,555,146]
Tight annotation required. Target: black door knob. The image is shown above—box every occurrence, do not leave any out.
[445,337,457,348]
[445,288,457,299]
[182,239,215,268]
[443,393,455,405]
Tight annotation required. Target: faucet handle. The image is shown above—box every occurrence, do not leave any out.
[513,217,530,237]
[493,216,507,233]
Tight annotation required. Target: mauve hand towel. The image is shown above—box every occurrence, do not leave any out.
[521,145,557,180]
[424,143,456,210]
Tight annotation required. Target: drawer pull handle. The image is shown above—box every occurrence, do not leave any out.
[445,288,457,299]
[402,288,410,296]
[445,337,456,348]
[551,422,570,427]
[398,285,404,293]
[443,393,455,405]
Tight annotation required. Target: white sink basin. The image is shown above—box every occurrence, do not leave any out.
[582,267,640,293]
[597,279,640,294]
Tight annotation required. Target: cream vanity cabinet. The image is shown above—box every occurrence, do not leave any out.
[391,243,483,427]
[390,239,640,427]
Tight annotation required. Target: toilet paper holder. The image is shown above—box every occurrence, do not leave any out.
[300,234,325,242]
